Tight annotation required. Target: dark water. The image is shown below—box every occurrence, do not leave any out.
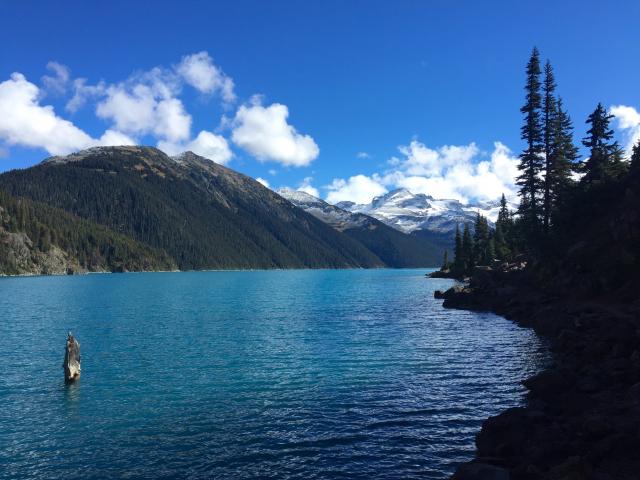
[0,269,548,479]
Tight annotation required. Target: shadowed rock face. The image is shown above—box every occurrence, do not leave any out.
[63,333,81,383]
[436,266,640,480]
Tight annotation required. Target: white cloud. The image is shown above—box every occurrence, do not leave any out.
[41,61,70,95]
[0,73,138,156]
[386,140,518,203]
[97,129,136,146]
[0,53,240,160]
[297,176,319,197]
[610,104,640,154]
[326,140,519,205]
[326,174,388,204]
[395,141,480,177]
[255,177,270,188]
[186,131,232,164]
[177,51,235,103]
[96,81,191,143]
[356,151,370,159]
[231,97,319,167]
[0,73,94,155]
[154,98,191,142]
[158,130,232,164]
[66,78,106,112]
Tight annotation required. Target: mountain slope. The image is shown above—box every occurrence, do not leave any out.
[0,147,384,270]
[277,188,443,267]
[0,189,175,275]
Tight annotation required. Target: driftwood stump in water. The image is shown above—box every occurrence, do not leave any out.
[63,332,81,383]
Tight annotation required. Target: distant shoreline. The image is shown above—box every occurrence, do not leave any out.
[0,265,438,279]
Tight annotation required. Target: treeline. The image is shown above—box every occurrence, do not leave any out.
[444,47,640,282]
[443,194,516,275]
[0,189,176,274]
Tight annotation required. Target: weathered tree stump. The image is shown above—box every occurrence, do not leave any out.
[63,332,81,383]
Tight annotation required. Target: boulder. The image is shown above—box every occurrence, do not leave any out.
[63,332,81,383]
[452,462,510,480]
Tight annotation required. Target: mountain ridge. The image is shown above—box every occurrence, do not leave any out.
[277,188,443,267]
[0,146,388,273]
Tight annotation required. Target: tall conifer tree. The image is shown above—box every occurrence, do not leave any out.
[453,224,463,273]
[517,48,544,235]
[548,98,579,221]
[542,61,557,233]
[462,223,473,273]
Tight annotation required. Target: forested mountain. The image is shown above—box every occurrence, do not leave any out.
[277,188,442,267]
[0,146,392,274]
[0,189,175,275]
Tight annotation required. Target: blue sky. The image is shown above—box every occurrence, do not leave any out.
[1,0,639,204]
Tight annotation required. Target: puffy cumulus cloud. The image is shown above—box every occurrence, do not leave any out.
[255,177,270,188]
[385,140,518,203]
[325,174,388,205]
[0,52,240,159]
[356,151,370,159]
[158,130,232,164]
[394,140,480,177]
[41,61,70,95]
[0,73,94,155]
[325,140,519,206]
[96,81,191,143]
[297,177,320,197]
[97,129,136,146]
[177,51,235,103]
[69,52,236,146]
[231,98,319,167]
[0,73,138,156]
[610,105,640,154]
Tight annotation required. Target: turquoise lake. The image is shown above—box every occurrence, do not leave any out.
[0,269,548,479]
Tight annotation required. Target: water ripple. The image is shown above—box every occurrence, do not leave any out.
[0,269,549,479]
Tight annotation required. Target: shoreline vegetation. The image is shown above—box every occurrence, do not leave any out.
[429,47,640,480]
[0,265,427,278]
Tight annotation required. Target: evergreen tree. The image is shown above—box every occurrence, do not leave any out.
[453,224,463,273]
[548,98,579,223]
[442,250,449,270]
[462,223,473,273]
[542,60,557,232]
[630,141,640,181]
[497,193,511,228]
[517,47,544,235]
[494,222,508,260]
[472,213,494,266]
[582,103,624,185]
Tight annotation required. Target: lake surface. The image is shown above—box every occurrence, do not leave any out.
[0,269,548,479]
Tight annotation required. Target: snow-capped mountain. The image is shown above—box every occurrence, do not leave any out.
[277,188,371,230]
[336,188,501,236]
[277,187,445,267]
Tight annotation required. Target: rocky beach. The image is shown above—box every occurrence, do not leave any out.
[436,267,640,480]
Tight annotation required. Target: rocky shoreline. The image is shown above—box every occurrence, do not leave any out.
[435,268,640,480]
